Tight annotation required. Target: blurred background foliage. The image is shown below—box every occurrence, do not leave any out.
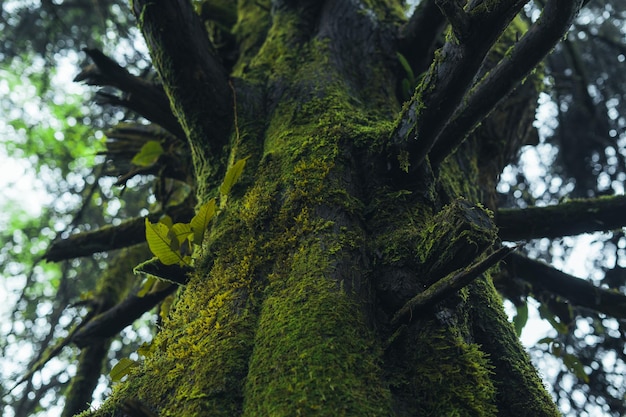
[0,0,625,416]
[1,0,155,415]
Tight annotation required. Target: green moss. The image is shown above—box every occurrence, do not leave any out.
[407,325,497,417]
[468,277,561,416]
[243,237,392,416]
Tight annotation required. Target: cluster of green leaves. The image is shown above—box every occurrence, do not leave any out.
[144,157,248,267]
[110,157,249,382]
[145,199,216,267]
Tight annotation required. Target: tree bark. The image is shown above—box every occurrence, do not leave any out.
[82,1,584,415]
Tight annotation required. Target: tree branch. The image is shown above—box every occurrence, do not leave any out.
[388,0,527,174]
[72,284,177,348]
[505,253,626,319]
[131,0,232,158]
[60,341,110,417]
[429,0,585,166]
[76,48,185,139]
[497,195,626,241]
[392,245,515,324]
[44,205,194,262]
[436,0,470,41]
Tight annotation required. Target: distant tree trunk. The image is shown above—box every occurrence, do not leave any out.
[87,0,583,415]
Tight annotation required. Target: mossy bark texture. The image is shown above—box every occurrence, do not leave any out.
[86,1,566,416]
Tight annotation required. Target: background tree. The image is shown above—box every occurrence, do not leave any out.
[2,0,626,416]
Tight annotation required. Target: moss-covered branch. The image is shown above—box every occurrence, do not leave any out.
[388,0,527,173]
[429,0,585,166]
[468,276,560,416]
[504,253,626,319]
[497,195,626,241]
[392,245,514,324]
[132,0,233,199]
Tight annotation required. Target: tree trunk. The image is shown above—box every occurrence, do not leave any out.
[86,1,576,415]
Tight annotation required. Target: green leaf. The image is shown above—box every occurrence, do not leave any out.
[131,140,164,167]
[134,257,192,285]
[401,78,412,100]
[110,357,139,382]
[145,218,185,265]
[170,222,193,244]
[137,275,156,297]
[220,157,249,197]
[562,353,589,383]
[539,303,569,334]
[190,198,217,244]
[397,52,415,84]
[512,302,528,337]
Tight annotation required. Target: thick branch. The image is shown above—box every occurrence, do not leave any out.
[506,253,626,319]
[132,0,232,153]
[497,195,626,241]
[392,245,514,324]
[76,49,185,139]
[436,0,470,41]
[61,341,110,417]
[72,284,177,348]
[389,0,527,173]
[44,205,194,262]
[429,0,585,166]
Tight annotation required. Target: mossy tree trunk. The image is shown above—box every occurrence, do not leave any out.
[88,0,583,415]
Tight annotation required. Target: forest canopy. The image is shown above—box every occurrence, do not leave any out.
[1,0,626,416]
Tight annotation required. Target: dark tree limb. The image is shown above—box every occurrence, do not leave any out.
[132,0,232,163]
[505,253,626,319]
[392,245,515,324]
[429,0,585,166]
[72,284,177,348]
[388,0,527,173]
[76,48,185,139]
[61,341,110,417]
[497,195,626,241]
[436,0,470,41]
[44,205,194,262]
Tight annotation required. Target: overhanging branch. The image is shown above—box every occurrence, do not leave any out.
[132,0,232,153]
[497,195,626,241]
[76,48,185,139]
[388,0,527,173]
[392,245,515,324]
[72,284,178,348]
[505,253,626,319]
[429,0,585,166]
